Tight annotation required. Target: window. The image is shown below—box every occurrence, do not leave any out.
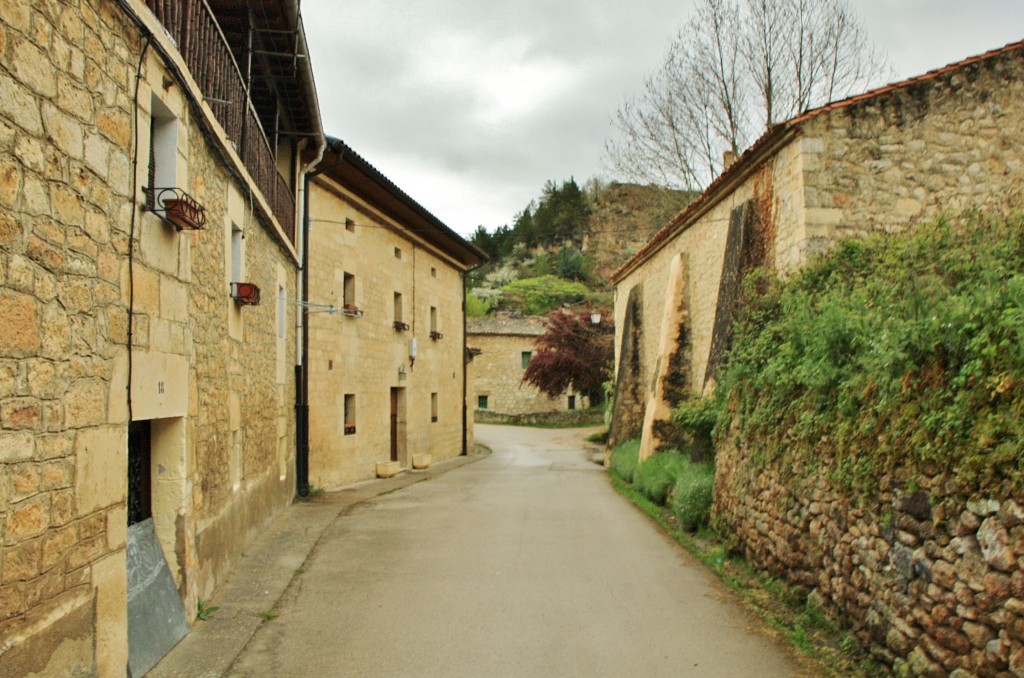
[394,292,408,331]
[345,218,355,232]
[478,395,489,410]
[521,351,532,369]
[568,395,576,410]
[430,267,437,278]
[231,224,243,283]
[277,285,286,339]
[343,272,355,306]
[430,306,442,339]
[431,393,438,423]
[394,247,402,259]
[344,394,356,434]
[148,95,177,209]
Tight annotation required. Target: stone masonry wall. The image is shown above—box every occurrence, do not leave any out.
[716,434,1024,676]
[795,45,1024,269]
[0,1,301,675]
[0,1,140,675]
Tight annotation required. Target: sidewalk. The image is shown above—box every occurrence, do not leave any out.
[147,450,488,678]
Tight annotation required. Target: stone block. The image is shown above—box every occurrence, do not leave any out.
[0,431,34,463]
[5,496,49,544]
[64,378,107,429]
[412,453,432,470]
[0,290,40,355]
[1,397,42,430]
[41,102,82,160]
[74,425,126,514]
[2,538,41,583]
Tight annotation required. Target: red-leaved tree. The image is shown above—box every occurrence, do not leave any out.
[522,309,614,405]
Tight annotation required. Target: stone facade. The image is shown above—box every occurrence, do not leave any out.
[306,139,486,490]
[0,1,319,676]
[468,316,588,416]
[612,41,1024,456]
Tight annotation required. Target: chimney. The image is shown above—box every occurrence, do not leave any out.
[722,151,737,171]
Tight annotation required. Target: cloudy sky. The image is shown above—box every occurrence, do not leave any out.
[301,1,1024,237]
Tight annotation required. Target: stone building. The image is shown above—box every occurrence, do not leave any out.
[304,138,487,489]
[610,39,1024,459]
[610,41,1024,675]
[0,1,322,676]
[467,316,588,416]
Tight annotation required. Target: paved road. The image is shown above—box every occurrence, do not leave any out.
[227,425,810,677]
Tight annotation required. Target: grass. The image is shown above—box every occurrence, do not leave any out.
[609,477,884,676]
[260,608,279,621]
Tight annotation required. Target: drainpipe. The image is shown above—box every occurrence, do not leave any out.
[294,138,325,497]
[295,140,343,497]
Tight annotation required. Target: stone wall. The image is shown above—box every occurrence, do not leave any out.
[794,45,1024,269]
[0,1,302,675]
[307,176,470,490]
[0,2,141,674]
[716,433,1024,676]
[468,331,586,416]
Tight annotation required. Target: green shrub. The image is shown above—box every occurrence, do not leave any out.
[633,449,689,505]
[672,395,724,461]
[609,438,640,483]
[719,213,1024,494]
[465,292,491,317]
[670,460,715,531]
[499,275,595,315]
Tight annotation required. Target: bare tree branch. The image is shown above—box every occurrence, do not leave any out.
[604,0,892,190]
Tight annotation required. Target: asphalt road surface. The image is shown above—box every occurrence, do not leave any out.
[227,425,810,677]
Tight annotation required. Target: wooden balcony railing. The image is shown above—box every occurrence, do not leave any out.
[143,0,296,244]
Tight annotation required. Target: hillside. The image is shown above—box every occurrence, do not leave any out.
[467,180,693,317]
[585,182,696,282]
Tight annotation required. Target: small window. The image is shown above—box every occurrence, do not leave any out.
[430,306,437,333]
[148,95,177,210]
[431,393,438,423]
[568,395,576,410]
[231,224,243,283]
[521,351,531,369]
[478,395,489,410]
[277,285,286,339]
[394,247,402,259]
[345,218,355,232]
[430,267,437,278]
[394,292,403,322]
[344,394,356,434]
[343,272,355,306]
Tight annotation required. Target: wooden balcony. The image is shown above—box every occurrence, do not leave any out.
[144,0,296,244]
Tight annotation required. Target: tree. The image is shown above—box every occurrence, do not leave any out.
[522,309,613,405]
[605,0,890,190]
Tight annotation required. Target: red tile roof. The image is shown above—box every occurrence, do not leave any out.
[610,38,1024,283]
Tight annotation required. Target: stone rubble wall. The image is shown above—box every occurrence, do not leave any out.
[715,435,1024,676]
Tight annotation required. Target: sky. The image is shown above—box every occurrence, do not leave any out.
[301,1,1024,238]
